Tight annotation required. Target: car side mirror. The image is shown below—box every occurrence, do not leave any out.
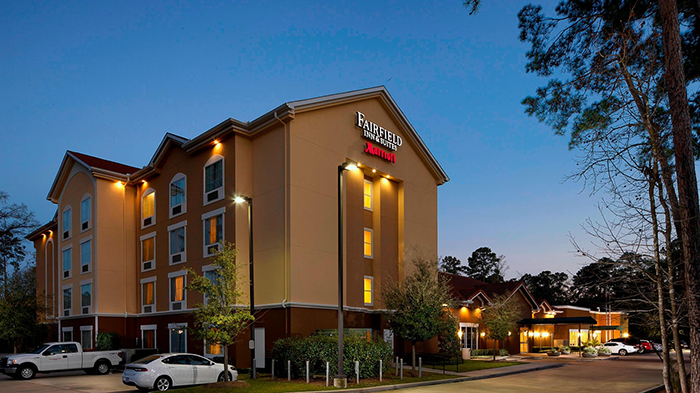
[209,362,215,366]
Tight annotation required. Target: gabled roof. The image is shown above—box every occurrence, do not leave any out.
[131,133,189,181]
[476,281,540,310]
[25,211,57,241]
[47,151,139,202]
[440,272,540,310]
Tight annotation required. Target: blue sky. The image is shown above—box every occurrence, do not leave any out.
[0,0,601,278]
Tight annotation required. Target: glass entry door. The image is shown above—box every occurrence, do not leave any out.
[519,328,529,353]
[460,323,478,349]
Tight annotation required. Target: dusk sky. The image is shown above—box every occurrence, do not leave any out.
[0,0,603,279]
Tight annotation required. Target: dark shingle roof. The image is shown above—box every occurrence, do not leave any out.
[69,151,139,175]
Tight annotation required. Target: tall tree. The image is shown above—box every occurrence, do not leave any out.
[381,255,457,370]
[0,263,47,353]
[185,242,254,381]
[466,247,507,283]
[480,294,524,360]
[439,255,468,275]
[520,270,570,305]
[0,191,38,297]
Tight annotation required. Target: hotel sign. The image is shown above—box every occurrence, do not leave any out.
[356,111,401,163]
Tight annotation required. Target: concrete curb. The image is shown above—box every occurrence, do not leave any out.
[298,363,565,393]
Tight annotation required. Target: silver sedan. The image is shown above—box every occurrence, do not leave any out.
[122,353,237,391]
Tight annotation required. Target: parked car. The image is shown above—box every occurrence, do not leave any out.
[652,342,663,352]
[609,337,642,353]
[122,353,237,391]
[602,341,638,356]
[639,340,654,353]
[0,342,121,380]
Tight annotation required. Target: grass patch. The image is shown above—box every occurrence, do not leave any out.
[439,360,521,373]
[178,369,458,392]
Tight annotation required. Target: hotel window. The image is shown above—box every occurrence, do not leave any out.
[141,325,157,349]
[62,206,72,240]
[142,188,156,228]
[363,228,373,258]
[364,276,373,306]
[205,339,223,357]
[203,265,221,305]
[80,282,91,314]
[141,232,156,271]
[169,271,186,311]
[62,327,73,342]
[364,180,373,210]
[141,277,156,313]
[203,155,224,205]
[80,238,91,274]
[63,286,72,317]
[202,207,225,257]
[170,173,187,218]
[169,323,187,353]
[168,221,187,264]
[62,246,72,279]
[80,326,93,350]
[80,195,91,232]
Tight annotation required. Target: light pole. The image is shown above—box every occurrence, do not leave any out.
[335,161,357,388]
[234,195,255,379]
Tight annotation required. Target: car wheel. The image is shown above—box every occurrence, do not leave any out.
[154,376,172,391]
[95,361,110,375]
[218,371,233,382]
[18,366,36,380]
[619,349,627,356]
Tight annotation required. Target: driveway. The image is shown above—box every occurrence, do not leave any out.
[0,370,130,393]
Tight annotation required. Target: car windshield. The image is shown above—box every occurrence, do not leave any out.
[133,355,163,364]
[28,344,51,354]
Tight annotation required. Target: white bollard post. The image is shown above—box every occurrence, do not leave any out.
[400,358,403,380]
[326,362,329,387]
[306,360,310,383]
[379,359,383,382]
[272,359,275,381]
[288,360,291,381]
[419,357,422,378]
[355,360,359,384]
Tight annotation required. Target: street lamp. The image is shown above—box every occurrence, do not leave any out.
[234,195,255,379]
[335,161,357,388]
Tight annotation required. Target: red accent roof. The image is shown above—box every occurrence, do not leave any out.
[69,151,139,175]
[475,281,524,300]
[440,272,531,304]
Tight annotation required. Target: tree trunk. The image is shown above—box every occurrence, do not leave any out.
[658,1,700,391]
[493,340,498,361]
[223,344,230,382]
[411,343,416,371]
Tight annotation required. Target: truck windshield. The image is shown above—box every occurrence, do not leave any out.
[28,344,51,354]
[133,355,163,364]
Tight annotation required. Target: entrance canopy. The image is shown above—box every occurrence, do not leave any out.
[517,316,598,325]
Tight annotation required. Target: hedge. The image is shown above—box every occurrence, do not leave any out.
[469,349,509,356]
[272,333,392,379]
[95,332,121,350]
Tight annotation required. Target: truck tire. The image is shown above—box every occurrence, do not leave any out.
[94,360,110,375]
[18,365,36,380]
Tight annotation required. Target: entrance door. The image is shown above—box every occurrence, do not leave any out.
[254,328,265,369]
[460,323,478,350]
[519,328,529,353]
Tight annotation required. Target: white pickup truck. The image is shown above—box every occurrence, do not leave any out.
[0,342,122,380]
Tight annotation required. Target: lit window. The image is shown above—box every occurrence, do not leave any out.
[168,221,187,264]
[170,174,187,217]
[205,340,222,356]
[142,189,155,228]
[141,234,155,271]
[62,247,72,279]
[80,239,91,274]
[63,287,72,317]
[169,273,186,311]
[81,283,91,314]
[142,278,155,313]
[62,207,72,240]
[203,214,223,257]
[80,195,91,231]
[141,326,156,349]
[364,276,373,305]
[363,228,373,258]
[364,180,373,210]
[203,155,224,205]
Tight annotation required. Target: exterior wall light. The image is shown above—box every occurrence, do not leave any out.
[480,332,486,337]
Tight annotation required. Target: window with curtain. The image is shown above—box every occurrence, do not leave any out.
[363,229,373,258]
[364,180,373,210]
[204,214,223,256]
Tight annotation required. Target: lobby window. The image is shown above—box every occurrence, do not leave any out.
[80,238,91,274]
[204,155,224,205]
[62,206,72,240]
[202,208,224,257]
[62,327,73,343]
[169,323,187,353]
[62,246,72,279]
[205,339,222,357]
[169,271,186,311]
[80,326,93,350]
[80,195,91,232]
[141,233,156,271]
[168,221,187,264]
[363,228,373,259]
[81,282,91,314]
[364,276,373,306]
[141,325,157,349]
[364,180,373,210]
[142,188,156,228]
[63,286,72,317]
[170,173,187,218]
[141,277,156,313]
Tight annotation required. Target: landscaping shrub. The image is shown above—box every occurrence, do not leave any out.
[469,349,508,356]
[95,332,121,350]
[272,333,392,379]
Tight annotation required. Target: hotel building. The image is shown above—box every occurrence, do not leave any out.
[26,86,449,367]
